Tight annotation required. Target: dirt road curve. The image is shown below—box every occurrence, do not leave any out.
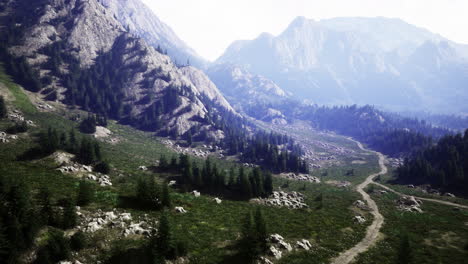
[331,139,387,264]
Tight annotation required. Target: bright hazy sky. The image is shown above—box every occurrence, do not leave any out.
[142,0,468,61]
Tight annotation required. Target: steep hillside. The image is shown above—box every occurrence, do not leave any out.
[0,0,233,141]
[216,16,468,114]
[207,64,292,122]
[98,0,208,69]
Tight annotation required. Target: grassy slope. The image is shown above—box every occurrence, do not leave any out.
[355,187,468,264]
[2,68,466,263]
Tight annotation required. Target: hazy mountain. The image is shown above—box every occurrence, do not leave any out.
[1,0,234,139]
[98,0,208,69]
[216,16,468,114]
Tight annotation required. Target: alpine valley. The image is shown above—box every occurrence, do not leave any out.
[0,1,467,264]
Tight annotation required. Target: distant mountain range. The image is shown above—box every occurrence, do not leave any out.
[215,16,468,114]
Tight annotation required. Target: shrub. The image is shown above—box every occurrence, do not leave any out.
[94,161,110,174]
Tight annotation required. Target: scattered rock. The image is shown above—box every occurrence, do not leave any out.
[94,126,112,138]
[79,210,148,237]
[445,193,456,198]
[214,197,222,204]
[269,234,284,243]
[354,200,371,211]
[254,191,308,209]
[168,180,176,187]
[138,165,148,171]
[269,246,282,259]
[191,190,200,197]
[280,172,320,183]
[175,207,187,213]
[396,196,423,213]
[326,180,351,188]
[354,215,366,224]
[278,240,292,252]
[296,239,312,250]
[257,256,274,264]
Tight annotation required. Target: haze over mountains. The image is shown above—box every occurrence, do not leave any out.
[215,16,468,114]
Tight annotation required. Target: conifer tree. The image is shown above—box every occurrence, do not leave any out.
[62,198,77,229]
[152,213,172,262]
[38,187,54,226]
[0,95,7,119]
[161,183,171,209]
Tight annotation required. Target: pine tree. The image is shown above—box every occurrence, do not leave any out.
[62,198,77,229]
[263,172,273,196]
[0,95,7,119]
[397,233,412,264]
[253,208,268,254]
[152,213,172,262]
[239,211,256,263]
[161,184,171,209]
[159,155,168,170]
[38,187,54,226]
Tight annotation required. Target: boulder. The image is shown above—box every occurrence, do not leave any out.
[296,239,311,250]
[278,240,292,252]
[269,234,285,243]
[269,246,282,259]
[354,200,370,210]
[175,207,187,213]
[191,190,201,197]
[257,256,274,264]
[138,166,148,171]
[168,180,176,186]
[214,197,222,204]
[354,215,366,224]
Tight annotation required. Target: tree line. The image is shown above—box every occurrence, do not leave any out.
[298,104,449,157]
[0,176,84,263]
[160,154,273,200]
[396,129,468,195]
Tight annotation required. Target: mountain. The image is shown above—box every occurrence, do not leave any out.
[216,16,468,114]
[98,0,208,69]
[0,0,233,140]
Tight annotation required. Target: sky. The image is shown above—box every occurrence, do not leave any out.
[142,0,468,61]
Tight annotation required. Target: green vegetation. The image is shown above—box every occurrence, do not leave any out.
[397,129,468,195]
[355,189,468,264]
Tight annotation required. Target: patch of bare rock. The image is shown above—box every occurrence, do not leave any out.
[252,191,308,209]
[0,131,19,143]
[396,196,423,213]
[280,172,321,183]
[259,234,313,262]
[78,208,154,237]
[326,180,352,188]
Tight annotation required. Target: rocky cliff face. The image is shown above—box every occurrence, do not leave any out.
[98,0,207,69]
[0,0,235,139]
[216,16,468,114]
[207,64,290,111]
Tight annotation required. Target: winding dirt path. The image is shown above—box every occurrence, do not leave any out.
[332,138,468,264]
[330,139,387,264]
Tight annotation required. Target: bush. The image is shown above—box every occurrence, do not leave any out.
[94,161,110,174]
[70,231,87,251]
[6,121,28,134]
[77,180,95,206]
